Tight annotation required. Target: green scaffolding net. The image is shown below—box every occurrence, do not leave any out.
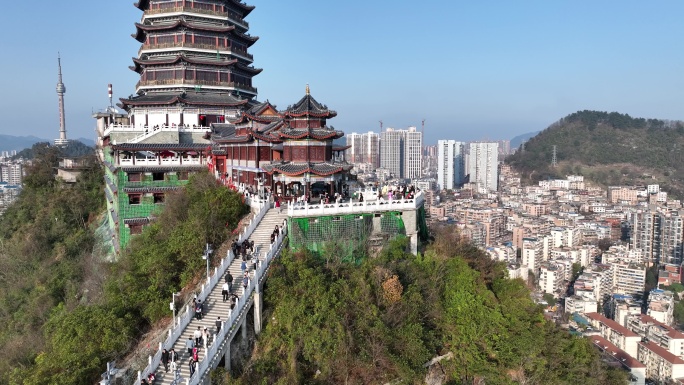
[288,211,407,263]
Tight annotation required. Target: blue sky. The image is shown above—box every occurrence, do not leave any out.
[1,1,683,144]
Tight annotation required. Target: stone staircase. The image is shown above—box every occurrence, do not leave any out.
[151,207,288,385]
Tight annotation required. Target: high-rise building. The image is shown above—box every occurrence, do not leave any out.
[380,129,404,178]
[346,132,380,167]
[1,164,23,185]
[467,142,499,192]
[404,127,422,179]
[437,140,465,190]
[380,127,422,180]
[631,209,684,266]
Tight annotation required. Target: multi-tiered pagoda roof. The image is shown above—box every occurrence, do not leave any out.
[121,0,261,111]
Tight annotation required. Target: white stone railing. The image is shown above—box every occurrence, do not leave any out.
[191,217,287,384]
[135,197,271,384]
[119,158,204,167]
[288,191,425,217]
[104,124,211,139]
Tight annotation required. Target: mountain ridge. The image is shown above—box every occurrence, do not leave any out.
[506,110,684,198]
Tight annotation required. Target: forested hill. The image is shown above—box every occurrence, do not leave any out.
[507,110,684,197]
[223,231,627,385]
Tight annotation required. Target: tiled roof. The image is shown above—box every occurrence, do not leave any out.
[120,165,206,172]
[120,91,249,108]
[262,162,352,177]
[640,341,684,364]
[123,186,182,193]
[585,312,639,337]
[591,336,645,369]
[131,56,239,73]
[112,143,209,151]
[284,94,337,118]
[277,127,343,140]
[124,217,151,225]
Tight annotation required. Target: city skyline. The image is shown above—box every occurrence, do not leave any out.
[2,1,684,144]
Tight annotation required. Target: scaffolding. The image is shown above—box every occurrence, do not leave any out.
[288,211,407,262]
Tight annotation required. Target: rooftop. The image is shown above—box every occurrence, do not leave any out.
[585,312,639,337]
[591,336,645,369]
[639,341,684,365]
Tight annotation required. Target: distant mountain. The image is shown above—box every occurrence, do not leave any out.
[510,131,540,150]
[0,134,47,152]
[507,110,684,198]
[76,137,95,147]
[13,141,95,160]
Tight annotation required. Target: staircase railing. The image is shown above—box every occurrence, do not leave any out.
[134,197,272,383]
[191,221,288,384]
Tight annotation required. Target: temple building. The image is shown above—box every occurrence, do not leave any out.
[95,0,263,251]
[208,85,353,201]
[95,1,353,251]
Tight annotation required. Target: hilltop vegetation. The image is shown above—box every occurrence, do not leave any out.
[222,230,627,385]
[0,147,248,385]
[12,141,94,160]
[0,146,104,383]
[507,110,684,197]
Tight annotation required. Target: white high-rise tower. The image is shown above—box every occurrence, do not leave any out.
[437,140,465,190]
[55,54,69,145]
[467,142,499,192]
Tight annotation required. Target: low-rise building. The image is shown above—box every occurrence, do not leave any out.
[586,312,641,357]
[591,336,645,385]
[638,341,684,383]
[628,314,684,358]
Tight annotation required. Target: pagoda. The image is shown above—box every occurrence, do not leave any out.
[210,85,353,201]
[119,0,261,128]
[94,0,262,251]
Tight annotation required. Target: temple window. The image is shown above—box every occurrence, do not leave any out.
[152,172,165,181]
[128,194,142,205]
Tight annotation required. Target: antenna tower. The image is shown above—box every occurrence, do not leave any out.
[379,120,383,132]
[552,145,558,168]
[55,53,69,145]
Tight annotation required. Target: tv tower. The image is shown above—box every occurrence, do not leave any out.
[55,53,69,145]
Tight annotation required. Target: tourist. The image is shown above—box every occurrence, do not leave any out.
[169,348,178,364]
[240,259,247,274]
[186,337,194,357]
[275,196,281,213]
[225,272,233,291]
[161,348,169,373]
[202,327,209,349]
[189,359,196,376]
[170,360,177,379]
[222,281,230,302]
[216,317,222,333]
[195,301,202,320]
[359,192,364,202]
[194,326,202,346]
[242,273,249,290]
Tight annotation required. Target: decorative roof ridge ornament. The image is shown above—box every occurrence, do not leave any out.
[306,83,310,95]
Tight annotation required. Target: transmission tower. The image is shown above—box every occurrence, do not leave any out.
[552,145,558,168]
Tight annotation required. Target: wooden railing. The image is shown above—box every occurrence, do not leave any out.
[145,6,249,28]
[138,42,253,60]
[136,79,257,94]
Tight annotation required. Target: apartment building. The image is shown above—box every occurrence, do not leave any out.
[628,314,684,358]
[437,140,465,190]
[591,336,646,385]
[586,312,641,357]
[466,142,499,192]
[638,341,684,383]
[539,262,566,295]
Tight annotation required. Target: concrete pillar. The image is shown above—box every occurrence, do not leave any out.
[409,233,418,255]
[224,338,231,372]
[241,316,247,342]
[254,286,263,335]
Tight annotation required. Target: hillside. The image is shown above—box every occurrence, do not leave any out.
[0,161,248,384]
[221,231,627,385]
[12,141,94,160]
[507,110,684,197]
